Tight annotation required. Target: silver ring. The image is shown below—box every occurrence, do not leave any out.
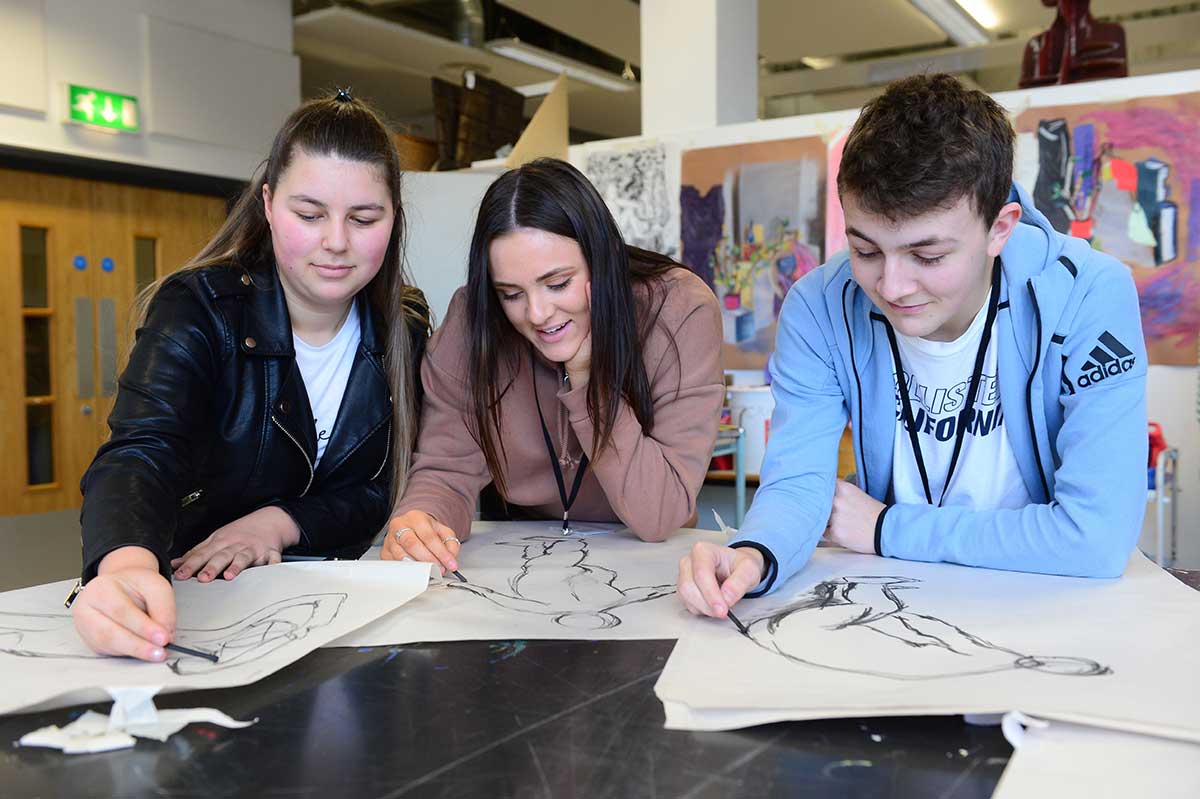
[440,536,461,545]
[394,526,414,542]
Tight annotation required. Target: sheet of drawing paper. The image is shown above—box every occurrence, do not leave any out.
[654,549,1200,742]
[0,560,430,715]
[330,521,724,646]
[993,721,1200,799]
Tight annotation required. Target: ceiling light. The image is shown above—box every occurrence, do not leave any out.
[800,56,838,70]
[485,38,636,92]
[955,0,999,30]
[910,0,990,46]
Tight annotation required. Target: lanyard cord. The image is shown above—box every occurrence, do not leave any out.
[530,347,589,534]
[884,261,1002,507]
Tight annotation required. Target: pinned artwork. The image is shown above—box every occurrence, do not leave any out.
[1015,95,1200,364]
[582,142,681,259]
[655,549,1200,743]
[823,128,852,260]
[679,138,827,370]
[0,561,430,716]
[332,521,725,646]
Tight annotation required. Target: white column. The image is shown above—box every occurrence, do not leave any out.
[640,0,758,136]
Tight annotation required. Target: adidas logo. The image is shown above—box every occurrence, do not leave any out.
[1074,331,1135,390]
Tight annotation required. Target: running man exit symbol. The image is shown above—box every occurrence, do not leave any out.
[67,85,139,133]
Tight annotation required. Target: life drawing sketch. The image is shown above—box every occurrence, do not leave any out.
[739,576,1112,681]
[446,535,676,630]
[584,145,679,258]
[0,593,346,675]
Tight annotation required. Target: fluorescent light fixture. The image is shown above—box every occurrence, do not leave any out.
[485,38,636,92]
[955,0,999,30]
[910,0,990,46]
[800,56,838,70]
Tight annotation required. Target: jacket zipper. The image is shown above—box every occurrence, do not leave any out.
[841,280,868,495]
[272,414,314,496]
[180,489,203,508]
[1025,281,1051,500]
[371,422,391,481]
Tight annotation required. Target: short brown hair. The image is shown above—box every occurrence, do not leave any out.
[837,73,1014,226]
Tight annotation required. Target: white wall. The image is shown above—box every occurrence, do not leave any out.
[1142,367,1199,567]
[0,0,299,180]
[402,171,497,328]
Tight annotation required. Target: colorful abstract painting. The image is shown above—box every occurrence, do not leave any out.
[1016,95,1200,365]
[824,128,851,260]
[680,138,827,370]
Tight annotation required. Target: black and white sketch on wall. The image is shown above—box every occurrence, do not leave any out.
[583,143,681,258]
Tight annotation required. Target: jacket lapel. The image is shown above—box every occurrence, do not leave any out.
[242,264,317,466]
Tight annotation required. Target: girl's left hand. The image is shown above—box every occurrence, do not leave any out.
[171,506,301,582]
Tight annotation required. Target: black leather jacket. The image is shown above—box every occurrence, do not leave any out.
[79,261,429,581]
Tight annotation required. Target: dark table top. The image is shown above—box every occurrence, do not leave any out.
[1,568,1194,798]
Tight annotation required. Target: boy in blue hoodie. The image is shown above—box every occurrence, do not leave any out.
[678,74,1147,619]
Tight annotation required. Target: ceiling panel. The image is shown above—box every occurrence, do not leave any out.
[562,83,641,139]
[294,6,556,87]
[759,0,946,62]
[300,54,436,120]
[294,1,1200,142]
[498,0,641,65]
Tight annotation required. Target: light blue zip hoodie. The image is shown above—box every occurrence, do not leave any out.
[731,183,1148,593]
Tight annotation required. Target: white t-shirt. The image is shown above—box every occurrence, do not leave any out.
[293,305,361,466]
[890,296,1032,510]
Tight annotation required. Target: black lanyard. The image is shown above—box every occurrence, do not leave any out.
[531,347,589,534]
[884,261,1001,507]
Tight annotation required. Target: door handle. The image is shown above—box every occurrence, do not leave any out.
[81,404,93,416]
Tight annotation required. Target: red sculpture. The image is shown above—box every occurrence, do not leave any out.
[1019,0,1128,88]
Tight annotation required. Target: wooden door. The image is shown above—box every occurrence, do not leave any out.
[0,169,99,514]
[90,182,225,428]
[0,171,226,515]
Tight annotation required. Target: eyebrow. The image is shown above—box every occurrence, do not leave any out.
[288,194,386,212]
[492,265,575,289]
[845,227,957,249]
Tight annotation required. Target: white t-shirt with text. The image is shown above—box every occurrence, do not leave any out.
[293,305,361,466]
[890,296,1032,510]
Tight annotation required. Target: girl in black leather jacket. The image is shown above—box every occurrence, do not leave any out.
[71,91,429,662]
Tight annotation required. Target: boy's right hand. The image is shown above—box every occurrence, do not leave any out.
[383,510,462,577]
[677,541,765,618]
[71,546,176,662]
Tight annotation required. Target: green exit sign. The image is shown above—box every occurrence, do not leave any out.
[67,84,139,133]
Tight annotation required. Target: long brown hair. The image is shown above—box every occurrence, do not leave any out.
[465,158,678,499]
[130,91,426,506]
